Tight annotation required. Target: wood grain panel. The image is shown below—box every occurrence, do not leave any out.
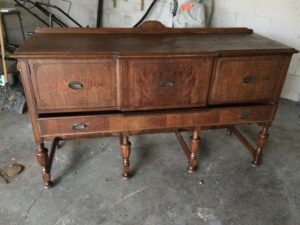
[208,55,292,105]
[121,57,213,110]
[13,21,298,59]
[29,59,117,113]
[38,106,276,138]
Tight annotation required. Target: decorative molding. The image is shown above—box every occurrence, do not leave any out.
[136,21,166,33]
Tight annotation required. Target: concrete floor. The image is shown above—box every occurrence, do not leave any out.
[0,99,299,225]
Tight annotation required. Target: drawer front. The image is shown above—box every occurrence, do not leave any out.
[208,55,291,105]
[30,59,117,112]
[121,57,213,110]
[218,107,275,124]
[39,115,110,136]
[38,106,275,137]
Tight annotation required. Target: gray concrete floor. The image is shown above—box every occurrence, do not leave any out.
[0,99,299,225]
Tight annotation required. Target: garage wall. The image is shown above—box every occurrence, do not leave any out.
[51,0,174,27]
[0,0,46,44]
[0,0,173,39]
[1,0,299,101]
[103,0,173,27]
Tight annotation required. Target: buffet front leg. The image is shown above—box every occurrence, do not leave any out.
[36,142,53,189]
[36,138,60,189]
[120,133,131,180]
[188,129,201,173]
[252,125,270,167]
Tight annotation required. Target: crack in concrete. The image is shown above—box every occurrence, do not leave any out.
[111,186,148,207]
[23,188,45,222]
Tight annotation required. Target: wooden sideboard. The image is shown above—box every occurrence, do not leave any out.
[13,21,298,189]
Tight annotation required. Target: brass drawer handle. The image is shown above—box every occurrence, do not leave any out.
[240,113,252,120]
[243,76,255,84]
[160,80,174,88]
[72,123,87,130]
[68,81,84,90]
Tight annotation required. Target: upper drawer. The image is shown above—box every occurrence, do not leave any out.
[29,59,117,113]
[208,55,291,105]
[120,57,213,110]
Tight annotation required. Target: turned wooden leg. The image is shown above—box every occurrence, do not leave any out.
[120,133,131,180]
[188,129,201,173]
[36,143,53,189]
[252,126,269,167]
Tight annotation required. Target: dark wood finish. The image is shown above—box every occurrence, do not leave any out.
[13,21,297,59]
[18,61,42,143]
[29,59,117,113]
[174,129,201,173]
[225,125,272,167]
[35,138,60,188]
[120,57,213,110]
[37,106,277,138]
[36,143,52,189]
[120,133,131,179]
[175,130,191,159]
[189,129,201,173]
[208,55,292,105]
[252,125,270,166]
[12,21,298,188]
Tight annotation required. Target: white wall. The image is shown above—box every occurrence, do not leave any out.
[101,0,213,28]
[47,0,98,27]
[27,0,174,27]
[103,0,174,27]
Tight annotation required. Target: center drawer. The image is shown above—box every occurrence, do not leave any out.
[120,57,213,110]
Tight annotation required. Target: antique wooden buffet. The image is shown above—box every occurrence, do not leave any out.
[13,21,298,188]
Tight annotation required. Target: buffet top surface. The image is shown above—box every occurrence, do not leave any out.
[13,30,297,58]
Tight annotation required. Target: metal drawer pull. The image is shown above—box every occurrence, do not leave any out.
[72,123,87,130]
[243,76,255,84]
[240,113,252,120]
[160,80,174,88]
[68,81,84,90]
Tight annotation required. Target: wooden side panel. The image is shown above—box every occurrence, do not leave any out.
[29,59,118,113]
[18,61,42,143]
[208,55,292,105]
[120,57,213,110]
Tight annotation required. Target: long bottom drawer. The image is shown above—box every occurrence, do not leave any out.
[38,105,276,138]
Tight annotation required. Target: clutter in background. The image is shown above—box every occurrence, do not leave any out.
[173,0,206,28]
[0,10,26,114]
[134,0,213,28]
